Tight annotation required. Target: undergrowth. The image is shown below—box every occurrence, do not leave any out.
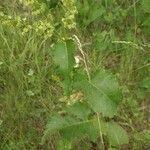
[0,0,150,149]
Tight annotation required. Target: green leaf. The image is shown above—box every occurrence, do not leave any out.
[106,122,129,147]
[57,139,72,150]
[60,118,103,142]
[41,115,77,144]
[52,40,75,74]
[142,0,150,13]
[42,115,106,143]
[142,17,150,35]
[85,4,105,26]
[140,77,150,89]
[65,102,91,120]
[42,115,128,146]
[52,39,76,95]
[77,70,122,118]
[79,0,90,16]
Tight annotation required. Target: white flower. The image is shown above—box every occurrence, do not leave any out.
[74,55,81,68]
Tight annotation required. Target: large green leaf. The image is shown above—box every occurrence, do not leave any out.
[60,118,103,142]
[85,3,105,26]
[42,115,102,143]
[42,114,128,146]
[65,102,91,120]
[77,0,105,27]
[52,39,75,74]
[77,70,122,118]
[106,122,129,147]
[52,39,76,95]
[41,115,77,144]
[142,0,150,13]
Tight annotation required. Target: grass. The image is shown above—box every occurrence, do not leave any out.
[0,0,150,149]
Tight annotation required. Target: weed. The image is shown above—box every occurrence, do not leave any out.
[0,0,149,149]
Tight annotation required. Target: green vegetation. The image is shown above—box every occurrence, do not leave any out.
[0,0,150,149]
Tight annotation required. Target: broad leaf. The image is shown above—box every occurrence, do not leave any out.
[106,122,129,146]
[142,0,150,13]
[52,39,76,95]
[41,115,77,144]
[77,1,106,27]
[42,115,128,146]
[85,3,105,26]
[60,118,103,142]
[65,102,91,120]
[76,70,122,118]
[42,115,104,143]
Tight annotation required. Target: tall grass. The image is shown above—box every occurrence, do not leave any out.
[0,0,149,149]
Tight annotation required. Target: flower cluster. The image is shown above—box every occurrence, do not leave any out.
[0,12,27,32]
[19,0,46,16]
[0,12,13,28]
[0,0,78,39]
[61,0,78,29]
[0,0,54,39]
[22,14,54,38]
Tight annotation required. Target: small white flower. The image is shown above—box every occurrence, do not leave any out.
[28,69,34,76]
[74,55,81,68]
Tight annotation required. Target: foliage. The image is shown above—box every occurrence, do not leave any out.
[51,39,76,96]
[41,38,128,149]
[0,0,149,149]
[42,114,128,147]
